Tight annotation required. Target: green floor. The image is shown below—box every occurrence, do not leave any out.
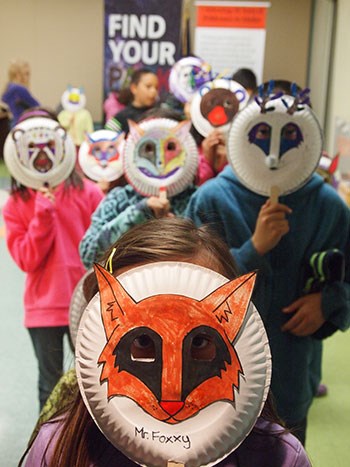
[307,331,350,466]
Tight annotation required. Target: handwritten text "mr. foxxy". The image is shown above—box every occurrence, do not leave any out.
[135,426,191,449]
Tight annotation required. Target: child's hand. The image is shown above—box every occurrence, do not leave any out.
[281,293,325,336]
[201,130,227,173]
[252,200,292,255]
[97,179,110,194]
[147,196,173,218]
[202,129,225,162]
[38,186,55,203]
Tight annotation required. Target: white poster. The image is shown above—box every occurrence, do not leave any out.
[194,1,270,83]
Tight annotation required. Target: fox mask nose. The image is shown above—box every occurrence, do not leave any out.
[160,401,184,416]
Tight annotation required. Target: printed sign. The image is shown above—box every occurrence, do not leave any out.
[194,1,270,82]
[104,0,184,98]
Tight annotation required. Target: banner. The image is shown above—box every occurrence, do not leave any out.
[104,0,184,99]
[194,1,270,83]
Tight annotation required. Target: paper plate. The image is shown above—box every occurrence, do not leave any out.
[168,56,213,103]
[3,117,76,189]
[61,86,86,113]
[227,96,323,196]
[123,118,198,197]
[69,269,92,349]
[190,78,250,137]
[76,262,271,467]
[78,129,125,182]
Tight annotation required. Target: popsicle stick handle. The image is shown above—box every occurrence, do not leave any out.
[269,185,280,204]
[167,462,185,467]
[159,186,167,200]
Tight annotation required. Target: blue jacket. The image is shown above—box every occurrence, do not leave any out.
[80,184,196,269]
[185,165,350,424]
[2,83,40,126]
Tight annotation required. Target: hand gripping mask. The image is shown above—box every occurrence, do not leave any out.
[190,78,250,137]
[4,116,76,189]
[123,118,198,197]
[61,85,87,113]
[76,262,271,466]
[227,87,323,196]
[168,56,213,104]
[78,129,125,182]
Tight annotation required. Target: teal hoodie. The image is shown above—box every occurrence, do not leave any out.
[185,165,350,424]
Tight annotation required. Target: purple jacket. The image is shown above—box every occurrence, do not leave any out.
[2,82,39,125]
[24,417,311,466]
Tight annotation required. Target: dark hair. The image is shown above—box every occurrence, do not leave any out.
[20,218,287,466]
[83,217,239,302]
[136,106,184,123]
[10,169,84,200]
[232,68,257,92]
[118,68,156,106]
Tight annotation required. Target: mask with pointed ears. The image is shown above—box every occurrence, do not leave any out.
[78,129,125,182]
[76,262,271,466]
[123,118,198,197]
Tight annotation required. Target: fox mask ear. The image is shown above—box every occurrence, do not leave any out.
[128,119,145,142]
[93,263,136,339]
[94,263,256,343]
[201,272,257,342]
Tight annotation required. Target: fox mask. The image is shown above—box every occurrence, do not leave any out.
[94,264,256,424]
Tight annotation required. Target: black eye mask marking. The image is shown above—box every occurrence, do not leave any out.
[113,327,162,400]
[182,325,231,401]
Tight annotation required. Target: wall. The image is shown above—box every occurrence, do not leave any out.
[0,0,312,125]
[263,0,312,85]
[326,0,350,153]
[0,0,104,123]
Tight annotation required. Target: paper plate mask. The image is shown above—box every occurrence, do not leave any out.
[190,78,250,137]
[78,129,125,182]
[4,116,76,189]
[69,269,91,348]
[227,93,323,196]
[76,262,271,467]
[61,86,86,113]
[123,118,198,197]
[169,56,213,103]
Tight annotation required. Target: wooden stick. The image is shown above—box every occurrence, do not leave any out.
[159,186,167,200]
[269,185,280,204]
[167,462,185,467]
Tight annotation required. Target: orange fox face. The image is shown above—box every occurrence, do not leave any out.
[95,264,256,424]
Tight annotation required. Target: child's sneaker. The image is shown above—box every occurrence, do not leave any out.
[316,383,328,397]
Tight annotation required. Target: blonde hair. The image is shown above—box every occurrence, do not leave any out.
[8,59,30,85]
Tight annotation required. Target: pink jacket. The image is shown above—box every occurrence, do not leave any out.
[3,179,103,328]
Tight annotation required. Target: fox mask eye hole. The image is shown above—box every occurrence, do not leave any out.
[139,140,157,162]
[167,140,177,151]
[131,334,156,361]
[191,334,216,361]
